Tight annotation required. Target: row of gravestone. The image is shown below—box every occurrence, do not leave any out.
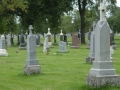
[0,2,119,87]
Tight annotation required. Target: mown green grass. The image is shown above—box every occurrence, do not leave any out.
[0,36,120,90]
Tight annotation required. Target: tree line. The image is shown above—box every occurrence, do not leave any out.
[0,0,118,44]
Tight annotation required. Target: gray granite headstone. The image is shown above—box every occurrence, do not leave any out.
[0,35,8,56]
[19,30,26,49]
[7,34,11,47]
[24,25,41,75]
[36,33,40,47]
[17,33,20,45]
[86,21,96,63]
[86,2,120,87]
[58,41,68,52]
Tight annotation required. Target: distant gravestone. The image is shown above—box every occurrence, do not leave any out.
[87,29,92,49]
[36,33,40,47]
[111,30,116,49]
[63,33,67,43]
[47,28,52,47]
[24,25,41,75]
[17,33,20,45]
[60,30,63,41]
[71,32,80,48]
[19,30,26,49]
[86,21,96,63]
[110,30,114,55]
[86,2,120,87]
[0,35,8,56]
[43,35,49,52]
[7,34,11,47]
[10,32,14,45]
[58,41,68,52]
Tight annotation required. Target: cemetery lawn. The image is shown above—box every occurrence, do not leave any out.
[0,37,120,90]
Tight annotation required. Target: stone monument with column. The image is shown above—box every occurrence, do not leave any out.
[86,2,120,87]
[24,25,41,75]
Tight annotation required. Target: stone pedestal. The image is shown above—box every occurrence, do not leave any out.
[86,74,120,87]
[0,49,8,56]
[24,65,41,75]
[86,57,94,63]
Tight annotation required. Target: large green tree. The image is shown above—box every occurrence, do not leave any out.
[20,0,74,33]
[78,0,117,44]
[0,0,27,34]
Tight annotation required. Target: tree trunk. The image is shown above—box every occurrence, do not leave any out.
[54,34,57,43]
[78,0,86,44]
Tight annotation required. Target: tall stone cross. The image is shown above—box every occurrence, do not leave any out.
[98,2,106,21]
[29,25,33,35]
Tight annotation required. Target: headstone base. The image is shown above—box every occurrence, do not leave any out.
[36,45,40,47]
[86,74,120,87]
[24,65,41,75]
[58,50,68,52]
[112,45,116,50]
[0,49,8,56]
[19,47,27,50]
[86,45,90,49]
[86,57,94,63]
[71,46,80,48]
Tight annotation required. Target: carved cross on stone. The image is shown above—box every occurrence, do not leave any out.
[98,2,106,21]
[29,25,33,35]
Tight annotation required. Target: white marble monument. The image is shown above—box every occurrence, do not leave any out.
[43,35,49,53]
[0,35,8,56]
[47,28,52,47]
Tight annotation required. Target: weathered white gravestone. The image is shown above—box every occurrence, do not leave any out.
[86,2,120,87]
[43,35,49,52]
[0,35,8,56]
[47,28,52,47]
[24,25,41,75]
[86,21,96,63]
[60,30,63,41]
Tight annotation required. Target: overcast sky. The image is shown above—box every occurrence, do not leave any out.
[117,0,120,7]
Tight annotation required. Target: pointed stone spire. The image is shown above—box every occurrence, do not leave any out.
[29,25,33,35]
